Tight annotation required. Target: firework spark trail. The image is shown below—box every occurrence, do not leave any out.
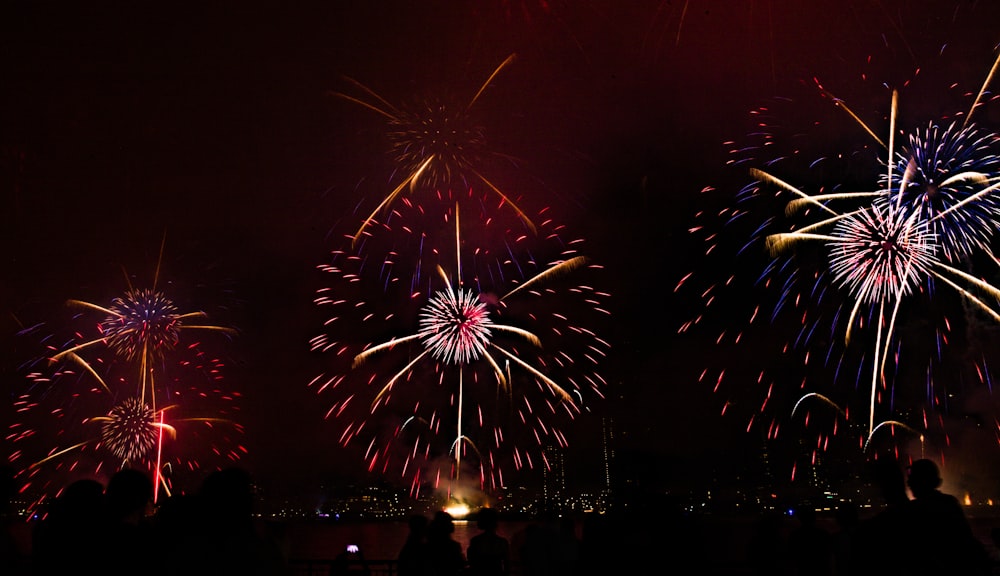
[882,121,1000,263]
[312,199,610,492]
[761,46,1000,438]
[96,397,164,462]
[9,248,244,506]
[12,353,245,508]
[331,53,540,245]
[49,291,235,406]
[25,397,234,470]
[328,187,555,312]
[44,288,238,501]
[679,45,1000,468]
[863,420,924,453]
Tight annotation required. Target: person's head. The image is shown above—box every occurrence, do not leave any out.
[870,457,908,504]
[476,507,499,532]
[105,468,153,522]
[52,478,105,521]
[429,510,455,537]
[407,513,428,535]
[907,458,943,497]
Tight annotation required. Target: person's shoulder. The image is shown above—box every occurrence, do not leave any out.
[942,491,963,503]
[924,490,963,508]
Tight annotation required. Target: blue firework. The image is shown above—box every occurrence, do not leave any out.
[678,45,1000,474]
[886,120,1000,263]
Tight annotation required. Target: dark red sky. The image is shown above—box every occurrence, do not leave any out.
[4,1,1000,501]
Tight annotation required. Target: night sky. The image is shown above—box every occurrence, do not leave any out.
[5,1,1000,503]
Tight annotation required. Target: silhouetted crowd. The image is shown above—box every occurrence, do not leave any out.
[392,492,706,576]
[747,458,995,576]
[3,458,1000,576]
[1,465,288,576]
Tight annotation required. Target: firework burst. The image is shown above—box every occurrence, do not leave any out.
[331,53,539,245]
[49,286,235,405]
[311,200,611,495]
[99,289,182,362]
[823,199,938,307]
[97,397,161,462]
[678,46,1000,472]
[417,287,495,365]
[8,246,244,506]
[884,120,1000,263]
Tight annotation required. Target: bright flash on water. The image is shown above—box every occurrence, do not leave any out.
[444,502,471,519]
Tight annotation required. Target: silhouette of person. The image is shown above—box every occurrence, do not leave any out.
[904,458,990,576]
[854,457,912,576]
[103,467,156,576]
[466,507,510,576]
[787,503,833,576]
[30,477,106,576]
[190,466,288,576]
[425,510,465,576]
[398,513,429,576]
[149,491,203,576]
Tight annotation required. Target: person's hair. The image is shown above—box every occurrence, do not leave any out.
[105,468,152,518]
[907,458,942,492]
[430,510,455,535]
[477,507,499,531]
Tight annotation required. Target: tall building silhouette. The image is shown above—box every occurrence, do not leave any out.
[542,444,566,513]
[601,416,616,499]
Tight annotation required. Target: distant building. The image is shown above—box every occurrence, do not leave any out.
[542,444,566,513]
[601,415,616,503]
[319,483,409,519]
